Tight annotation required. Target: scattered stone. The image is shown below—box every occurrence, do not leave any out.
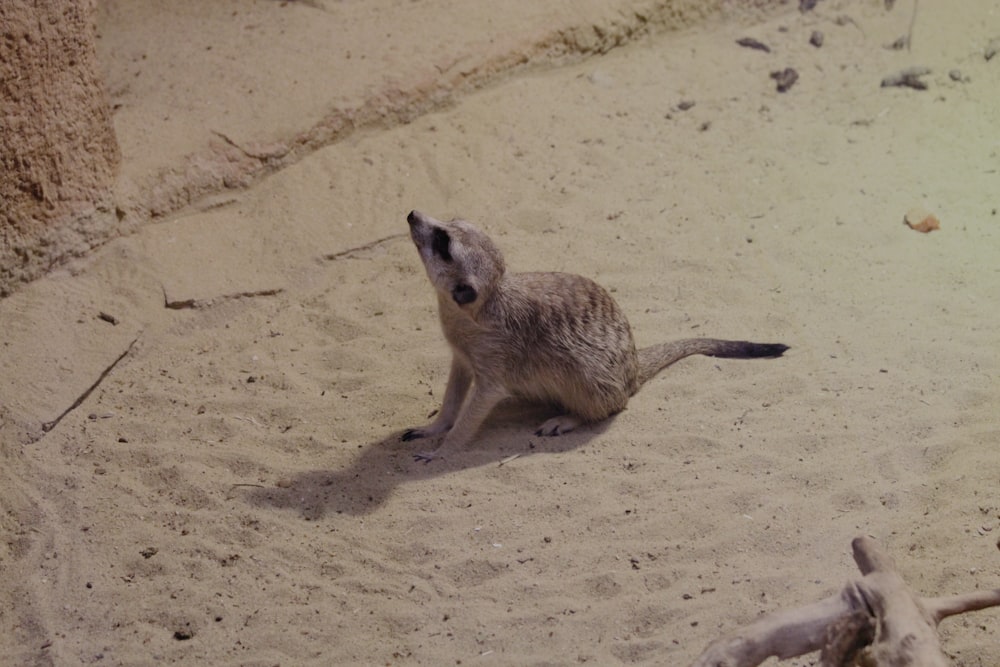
[986,38,1000,61]
[736,37,770,53]
[881,66,931,90]
[799,0,820,12]
[904,207,940,233]
[770,68,799,93]
[97,311,119,325]
[676,100,696,111]
[587,69,615,87]
[949,69,965,82]
[886,36,909,50]
[833,15,861,31]
[809,30,824,48]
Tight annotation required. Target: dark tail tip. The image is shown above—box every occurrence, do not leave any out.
[744,343,788,359]
[752,342,789,358]
[710,341,789,359]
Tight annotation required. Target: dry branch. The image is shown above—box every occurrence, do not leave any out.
[41,336,139,433]
[690,536,1000,667]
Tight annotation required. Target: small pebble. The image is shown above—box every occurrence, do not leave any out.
[985,38,1000,61]
[736,37,770,53]
[886,36,908,50]
[770,67,799,93]
[587,69,615,87]
[809,30,824,47]
[903,207,940,233]
[881,66,931,90]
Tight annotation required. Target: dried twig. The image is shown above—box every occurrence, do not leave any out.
[322,233,406,261]
[690,536,1000,667]
[906,0,919,51]
[42,337,140,433]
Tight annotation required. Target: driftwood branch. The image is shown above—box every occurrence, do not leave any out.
[691,536,1000,667]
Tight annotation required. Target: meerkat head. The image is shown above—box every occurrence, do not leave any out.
[407,210,506,314]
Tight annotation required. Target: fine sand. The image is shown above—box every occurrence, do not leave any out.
[2,1,999,664]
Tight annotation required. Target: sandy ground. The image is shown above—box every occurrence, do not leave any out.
[2,0,1000,665]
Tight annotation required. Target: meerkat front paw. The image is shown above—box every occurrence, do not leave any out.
[401,423,452,441]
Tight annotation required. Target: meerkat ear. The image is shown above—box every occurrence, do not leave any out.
[451,284,477,305]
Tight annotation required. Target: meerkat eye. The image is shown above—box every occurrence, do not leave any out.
[431,228,452,262]
[451,284,477,305]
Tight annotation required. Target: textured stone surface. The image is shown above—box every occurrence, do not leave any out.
[0,0,120,295]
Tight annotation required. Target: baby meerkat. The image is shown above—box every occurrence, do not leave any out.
[403,210,788,462]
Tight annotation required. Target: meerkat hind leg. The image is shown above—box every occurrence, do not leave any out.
[534,414,584,437]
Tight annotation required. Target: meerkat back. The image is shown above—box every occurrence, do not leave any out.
[492,270,641,421]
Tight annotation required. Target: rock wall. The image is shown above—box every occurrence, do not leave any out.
[0,0,120,296]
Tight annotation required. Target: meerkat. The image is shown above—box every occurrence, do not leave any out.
[403,210,788,462]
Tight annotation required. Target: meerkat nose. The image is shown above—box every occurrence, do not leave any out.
[407,210,420,225]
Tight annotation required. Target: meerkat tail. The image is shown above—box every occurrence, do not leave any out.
[637,338,789,385]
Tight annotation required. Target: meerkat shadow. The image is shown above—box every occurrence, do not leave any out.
[243,403,612,519]
[243,433,419,519]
